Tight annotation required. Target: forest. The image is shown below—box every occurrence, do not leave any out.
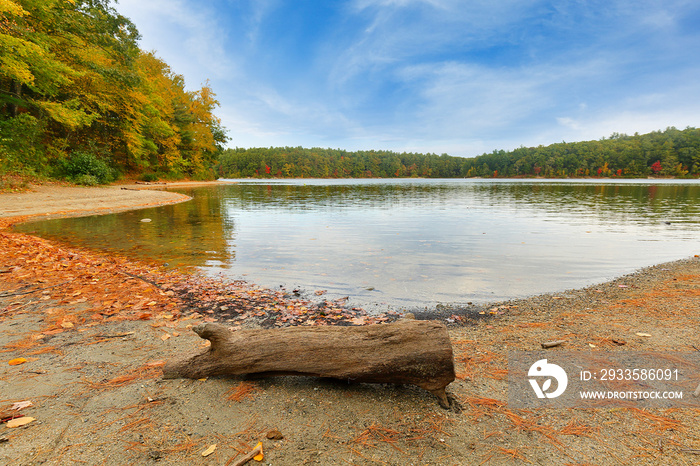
[217,127,700,179]
[3,1,699,185]
[0,0,227,184]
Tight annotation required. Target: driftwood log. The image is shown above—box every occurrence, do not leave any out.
[163,320,456,408]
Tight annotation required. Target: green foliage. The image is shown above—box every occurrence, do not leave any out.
[0,113,44,173]
[59,150,115,184]
[73,173,99,186]
[140,172,159,182]
[217,147,462,179]
[217,128,700,180]
[0,0,227,182]
[461,127,700,179]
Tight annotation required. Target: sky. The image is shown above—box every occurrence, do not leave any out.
[114,0,700,158]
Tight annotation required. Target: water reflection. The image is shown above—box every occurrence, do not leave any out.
[16,179,700,311]
[18,187,235,269]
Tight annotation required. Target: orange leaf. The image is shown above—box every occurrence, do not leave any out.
[6,416,35,428]
[8,357,27,366]
[201,444,216,457]
[253,442,264,461]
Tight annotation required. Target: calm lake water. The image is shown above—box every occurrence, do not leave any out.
[16,179,700,311]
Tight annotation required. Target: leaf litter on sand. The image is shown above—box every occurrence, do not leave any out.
[1,216,395,344]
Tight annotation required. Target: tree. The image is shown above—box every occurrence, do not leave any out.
[1,0,226,181]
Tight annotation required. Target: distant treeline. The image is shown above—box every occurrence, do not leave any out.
[218,127,700,179]
[218,147,464,178]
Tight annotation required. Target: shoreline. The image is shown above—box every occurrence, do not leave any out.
[0,180,242,222]
[1,182,699,464]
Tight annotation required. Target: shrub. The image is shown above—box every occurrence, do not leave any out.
[73,174,99,186]
[0,114,45,174]
[140,172,159,182]
[60,151,116,184]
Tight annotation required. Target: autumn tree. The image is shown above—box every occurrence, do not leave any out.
[1,0,226,181]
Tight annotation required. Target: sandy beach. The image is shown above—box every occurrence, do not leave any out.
[0,181,241,220]
[1,182,699,465]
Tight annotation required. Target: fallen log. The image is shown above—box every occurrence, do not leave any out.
[163,320,456,408]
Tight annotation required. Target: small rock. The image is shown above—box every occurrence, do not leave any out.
[148,450,163,460]
[266,429,284,440]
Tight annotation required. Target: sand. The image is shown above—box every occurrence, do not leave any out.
[0,181,242,220]
[1,182,699,465]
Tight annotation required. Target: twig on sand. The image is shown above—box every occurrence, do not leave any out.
[117,271,163,289]
[541,340,566,349]
[0,280,72,297]
[96,332,136,339]
[229,443,262,466]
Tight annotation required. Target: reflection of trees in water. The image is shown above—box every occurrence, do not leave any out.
[17,182,700,271]
[17,188,234,269]
[222,181,700,226]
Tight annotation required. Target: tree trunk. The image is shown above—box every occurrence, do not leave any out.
[163,320,456,408]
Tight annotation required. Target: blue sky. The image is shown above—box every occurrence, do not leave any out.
[115,0,700,157]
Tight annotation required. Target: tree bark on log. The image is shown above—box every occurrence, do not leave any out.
[163,320,456,408]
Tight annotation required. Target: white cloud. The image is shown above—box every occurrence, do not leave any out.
[115,0,236,86]
[114,0,700,155]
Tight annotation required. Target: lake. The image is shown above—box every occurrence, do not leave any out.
[16,179,700,312]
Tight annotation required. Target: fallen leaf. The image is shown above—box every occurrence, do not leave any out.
[160,334,171,341]
[253,442,264,461]
[11,401,32,410]
[60,321,74,329]
[8,358,27,366]
[201,444,216,457]
[6,417,35,428]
